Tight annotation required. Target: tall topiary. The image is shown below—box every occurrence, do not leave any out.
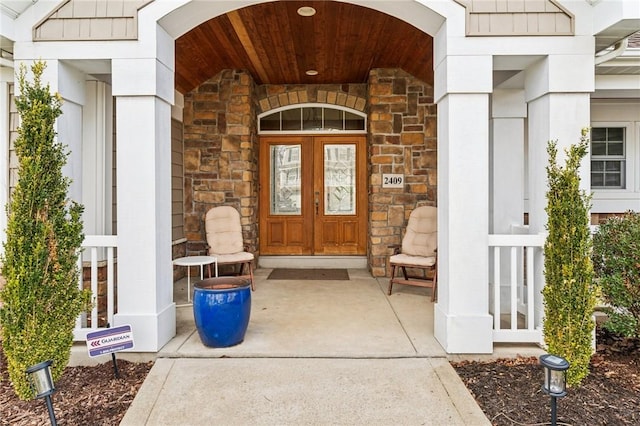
[0,61,91,400]
[543,128,597,387]
[592,211,640,338]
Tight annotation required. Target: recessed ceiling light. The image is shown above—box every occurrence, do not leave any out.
[297,6,316,17]
[305,69,319,76]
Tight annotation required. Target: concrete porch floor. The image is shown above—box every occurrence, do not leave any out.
[76,268,543,425]
[162,268,445,358]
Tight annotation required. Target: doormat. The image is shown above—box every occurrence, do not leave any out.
[267,268,349,280]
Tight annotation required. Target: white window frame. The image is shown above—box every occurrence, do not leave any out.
[590,126,626,189]
[591,121,640,213]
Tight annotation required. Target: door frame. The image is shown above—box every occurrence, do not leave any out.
[259,134,368,256]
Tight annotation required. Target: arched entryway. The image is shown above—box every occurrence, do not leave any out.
[172,2,439,276]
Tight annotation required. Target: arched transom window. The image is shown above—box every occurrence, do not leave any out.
[258,104,366,134]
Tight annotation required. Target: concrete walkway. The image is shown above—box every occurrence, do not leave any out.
[117,269,493,425]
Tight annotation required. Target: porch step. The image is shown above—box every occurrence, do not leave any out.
[258,256,367,269]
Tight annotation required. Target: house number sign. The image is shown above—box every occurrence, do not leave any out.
[382,174,404,188]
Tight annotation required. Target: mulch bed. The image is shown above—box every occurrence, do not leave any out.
[0,347,153,426]
[452,327,640,425]
[1,326,638,425]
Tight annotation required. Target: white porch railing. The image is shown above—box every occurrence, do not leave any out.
[488,230,545,344]
[73,235,117,341]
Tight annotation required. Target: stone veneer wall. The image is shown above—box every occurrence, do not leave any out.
[255,84,367,113]
[182,69,436,277]
[368,69,437,277]
[183,70,259,257]
[82,263,117,327]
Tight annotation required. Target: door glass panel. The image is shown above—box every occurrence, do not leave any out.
[324,144,356,215]
[270,145,301,215]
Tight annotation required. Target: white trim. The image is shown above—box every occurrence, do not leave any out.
[591,121,640,212]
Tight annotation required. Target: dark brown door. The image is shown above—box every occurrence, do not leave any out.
[259,135,367,255]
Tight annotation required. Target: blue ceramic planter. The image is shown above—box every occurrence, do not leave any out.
[193,277,252,347]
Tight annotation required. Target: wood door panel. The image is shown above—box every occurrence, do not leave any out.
[341,221,359,245]
[313,136,367,255]
[263,219,308,254]
[259,135,366,256]
[315,220,362,254]
[259,136,313,255]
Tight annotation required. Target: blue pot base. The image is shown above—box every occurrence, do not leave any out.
[192,277,252,348]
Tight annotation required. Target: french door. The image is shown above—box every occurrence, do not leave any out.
[259,135,367,255]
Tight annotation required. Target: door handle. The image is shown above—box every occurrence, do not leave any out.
[315,191,319,215]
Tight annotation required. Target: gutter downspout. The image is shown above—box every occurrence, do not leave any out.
[595,38,629,65]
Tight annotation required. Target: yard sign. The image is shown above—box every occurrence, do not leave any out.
[86,324,134,357]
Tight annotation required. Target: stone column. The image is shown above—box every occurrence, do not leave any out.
[112,54,176,351]
[433,55,494,354]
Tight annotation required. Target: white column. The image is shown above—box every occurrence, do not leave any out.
[36,60,86,204]
[0,67,13,254]
[490,90,527,311]
[491,90,526,234]
[82,80,112,238]
[434,54,494,354]
[112,55,176,352]
[525,55,593,328]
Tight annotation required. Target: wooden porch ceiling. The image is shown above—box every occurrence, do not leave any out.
[175,1,433,93]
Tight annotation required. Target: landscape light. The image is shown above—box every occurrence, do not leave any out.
[540,354,570,426]
[25,360,58,426]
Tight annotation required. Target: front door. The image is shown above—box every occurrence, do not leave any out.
[259,135,367,255]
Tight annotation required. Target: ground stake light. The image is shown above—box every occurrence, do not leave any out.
[25,360,58,426]
[540,354,570,426]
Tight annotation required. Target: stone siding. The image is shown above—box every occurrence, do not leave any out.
[256,84,367,113]
[591,212,628,225]
[183,70,259,258]
[182,69,436,277]
[368,69,437,277]
[82,262,117,328]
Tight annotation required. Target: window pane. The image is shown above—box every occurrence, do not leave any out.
[302,107,322,130]
[282,109,301,131]
[607,127,624,142]
[607,142,624,156]
[345,111,365,130]
[591,142,606,156]
[591,173,604,187]
[591,161,604,172]
[605,174,621,187]
[591,128,606,142]
[270,145,301,215]
[605,161,621,172]
[260,112,280,131]
[324,108,343,130]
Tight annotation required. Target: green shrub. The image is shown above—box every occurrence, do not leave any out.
[0,61,91,400]
[592,212,640,338]
[543,129,597,387]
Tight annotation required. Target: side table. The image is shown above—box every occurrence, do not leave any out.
[172,255,218,303]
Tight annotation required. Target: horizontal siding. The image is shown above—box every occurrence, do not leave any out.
[34,0,149,41]
[172,118,185,242]
[455,0,573,36]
